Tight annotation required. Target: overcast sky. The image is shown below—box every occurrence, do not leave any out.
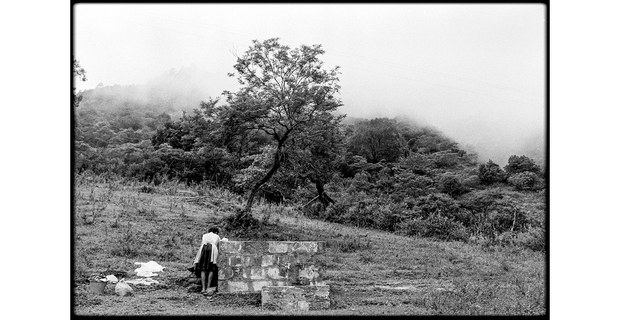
[74,4,546,164]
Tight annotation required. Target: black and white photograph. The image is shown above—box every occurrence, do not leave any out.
[71,2,548,316]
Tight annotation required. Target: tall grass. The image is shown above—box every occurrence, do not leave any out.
[73,173,545,315]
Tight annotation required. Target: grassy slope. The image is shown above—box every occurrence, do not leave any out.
[73,175,545,315]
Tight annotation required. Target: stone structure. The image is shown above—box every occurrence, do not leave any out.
[261,285,330,311]
[217,241,326,294]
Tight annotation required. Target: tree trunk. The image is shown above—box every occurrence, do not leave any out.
[243,142,284,213]
[312,179,335,207]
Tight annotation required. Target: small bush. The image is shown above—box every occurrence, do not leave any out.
[513,227,545,251]
[393,172,436,198]
[373,203,408,231]
[478,160,507,184]
[459,189,503,212]
[504,155,541,175]
[434,152,459,168]
[462,175,481,188]
[438,174,467,197]
[309,200,350,224]
[507,172,544,191]
[413,193,466,223]
[398,215,469,241]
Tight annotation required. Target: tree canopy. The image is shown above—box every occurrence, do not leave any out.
[224,38,343,214]
[73,58,87,107]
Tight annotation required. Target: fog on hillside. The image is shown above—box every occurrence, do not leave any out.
[77,63,545,166]
[77,65,234,115]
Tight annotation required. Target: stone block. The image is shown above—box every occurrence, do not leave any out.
[261,255,276,267]
[252,280,274,292]
[292,242,318,254]
[240,255,258,267]
[266,266,284,279]
[243,241,269,254]
[219,265,244,281]
[249,267,266,280]
[218,267,233,280]
[298,265,322,285]
[226,281,249,293]
[293,252,312,264]
[277,254,292,266]
[221,241,243,253]
[261,285,331,311]
[268,242,289,253]
[229,255,243,267]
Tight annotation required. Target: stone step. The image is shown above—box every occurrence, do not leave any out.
[261,285,330,311]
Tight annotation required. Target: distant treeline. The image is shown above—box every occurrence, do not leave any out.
[75,92,545,251]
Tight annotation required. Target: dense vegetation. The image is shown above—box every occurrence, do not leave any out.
[74,40,546,252]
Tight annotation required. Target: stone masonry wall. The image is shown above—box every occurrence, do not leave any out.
[217,241,326,293]
[261,285,330,311]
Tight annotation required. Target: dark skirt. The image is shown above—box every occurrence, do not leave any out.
[193,243,219,288]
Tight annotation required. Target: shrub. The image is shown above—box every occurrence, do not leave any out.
[462,175,481,188]
[413,193,465,222]
[372,202,408,231]
[513,227,545,251]
[308,194,409,232]
[504,155,541,175]
[459,189,503,212]
[351,172,374,192]
[438,174,467,197]
[318,201,351,224]
[398,215,469,241]
[433,152,459,168]
[401,153,435,174]
[507,172,544,191]
[459,190,528,237]
[393,172,436,198]
[478,160,507,184]
[485,204,527,233]
[349,198,381,229]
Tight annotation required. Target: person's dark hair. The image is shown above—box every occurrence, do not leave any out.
[208,227,219,234]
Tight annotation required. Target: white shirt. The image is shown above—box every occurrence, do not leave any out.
[193,232,221,264]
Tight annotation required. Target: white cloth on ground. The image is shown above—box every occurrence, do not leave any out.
[134,261,165,277]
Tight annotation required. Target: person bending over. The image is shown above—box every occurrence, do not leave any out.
[193,226,221,298]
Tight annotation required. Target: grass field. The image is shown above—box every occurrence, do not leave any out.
[73,174,546,315]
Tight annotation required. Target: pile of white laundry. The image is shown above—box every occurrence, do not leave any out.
[133,261,165,277]
[125,261,166,286]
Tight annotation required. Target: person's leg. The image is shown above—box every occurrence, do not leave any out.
[207,271,214,291]
[201,271,207,293]
[212,265,219,292]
